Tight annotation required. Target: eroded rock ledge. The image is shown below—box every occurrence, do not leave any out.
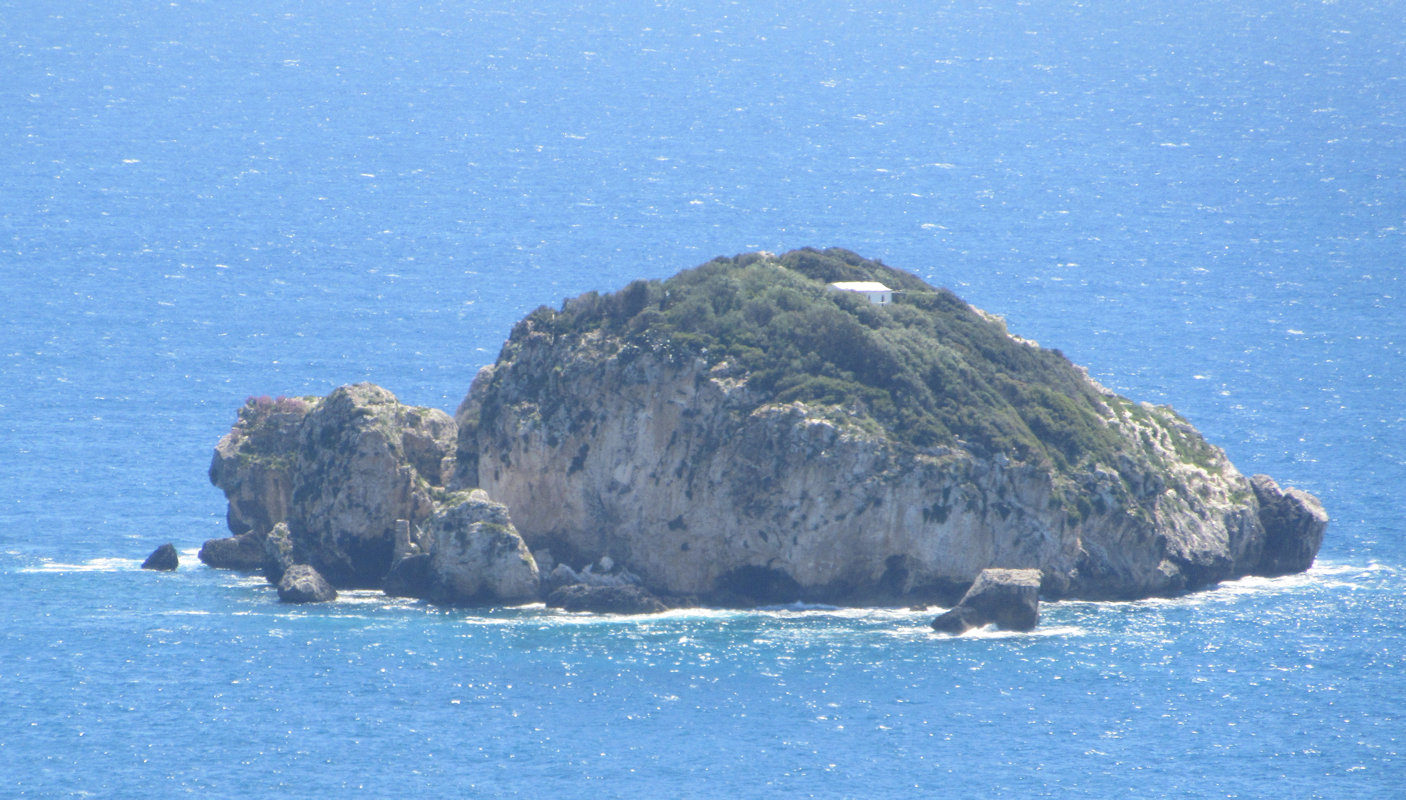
[200,249,1328,623]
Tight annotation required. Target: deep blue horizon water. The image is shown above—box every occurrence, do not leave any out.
[2,0,1402,796]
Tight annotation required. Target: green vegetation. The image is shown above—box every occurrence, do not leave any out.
[509,248,1151,470]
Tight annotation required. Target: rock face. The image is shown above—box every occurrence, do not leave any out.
[262,522,296,584]
[202,395,317,570]
[452,249,1328,603]
[209,396,315,537]
[277,564,338,603]
[931,568,1041,634]
[141,543,179,571]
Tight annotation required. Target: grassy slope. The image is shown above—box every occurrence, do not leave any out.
[502,247,1156,475]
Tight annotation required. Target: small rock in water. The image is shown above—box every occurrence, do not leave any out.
[277,564,338,603]
[931,568,1041,635]
[141,543,179,571]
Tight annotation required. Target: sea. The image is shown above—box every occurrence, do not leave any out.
[1,0,1402,796]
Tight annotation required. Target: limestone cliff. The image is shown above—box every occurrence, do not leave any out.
[452,248,1327,602]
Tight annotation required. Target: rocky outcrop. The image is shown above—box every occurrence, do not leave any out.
[931,568,1041,634]
[418,490,540,604]
[540,555,645,593]
[452,249,1327,603]
[928,605,985,635]
[382,554,432,598]
[283,383,456,587]
[1251,474,1329,576]
[141,543,179,571]
[209,396,315,538]
[202,396,318,570]
[207,385,546,607]
[277,564,337,603]
[206,384,457,588]
[546,583,669,614]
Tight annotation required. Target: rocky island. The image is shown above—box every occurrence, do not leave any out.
[199,249,1327,630]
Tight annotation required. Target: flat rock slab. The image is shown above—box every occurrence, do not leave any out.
[198,533,265,570]
[546,583,668,615]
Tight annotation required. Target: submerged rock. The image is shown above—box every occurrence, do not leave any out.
[277,564,337,603]
[931,568,1041,634]
[141,543,179,571]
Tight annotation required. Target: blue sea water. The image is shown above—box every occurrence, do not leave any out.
[2,0,1403,795]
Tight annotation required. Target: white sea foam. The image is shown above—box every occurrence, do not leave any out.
[757,601,844,612]
[955,624,1087,640]
[1311,558,1396,578]
[20,557,140,573]
[531,605,750,627]
[334,589,397,606]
